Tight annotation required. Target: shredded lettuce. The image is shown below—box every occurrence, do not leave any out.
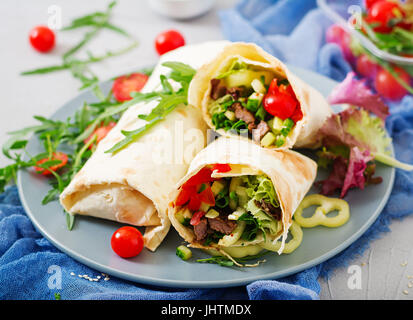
[216,58,248,79]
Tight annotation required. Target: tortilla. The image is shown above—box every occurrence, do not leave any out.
[168,136,317,255]
[188,42,332,149]
[60,41,230,251]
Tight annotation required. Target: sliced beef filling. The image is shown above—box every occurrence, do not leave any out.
[252,120,270,142]
[193,218,208,241]
[208,217,237,235]
[210,79,227,100]
[193,216,237,242]
[232,102,256,131]
[255,200,282,220]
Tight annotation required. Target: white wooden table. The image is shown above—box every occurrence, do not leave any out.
[1,0,411,300]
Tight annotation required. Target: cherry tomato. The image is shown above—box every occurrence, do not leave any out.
[29,26,55,53]
[111,226,144,258]
[34,152,68,176]
[190,211,206,226]
[112,73,149,102]
[84,122,117,149]
[175,185,197,206]
[263,92,297,120]
[155,30,185,55]
[366,1,405,33]
[374,67,410,101]
[325,24,354,63]
[211,163,231,173]
[356,54,380,79]
[291,107,303,123]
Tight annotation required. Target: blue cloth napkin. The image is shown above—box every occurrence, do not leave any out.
[1,0,413,300]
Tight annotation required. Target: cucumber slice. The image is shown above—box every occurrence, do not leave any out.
[225,69,273,88]
[218,221,246,247]
[268,117,284,134]
[200,202,211,213]
[205,208,220,219]
[176,245,192,261]
[251,79,267,94]
[275,135,286,147]
[261,132,276,147]
[175,208,191,225]
[246,92,264,112]
[228,207,247,220]
[211,180,226,196]
[229,177,243,210]
[224,110,236,121]
[235,186,249,207]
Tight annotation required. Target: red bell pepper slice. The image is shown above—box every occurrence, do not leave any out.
[175,185,197,206]
[190,211,206,226]
[212,163,231,173]
[182,167,214,188]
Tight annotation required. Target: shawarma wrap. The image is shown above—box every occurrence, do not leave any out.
[188,42,332,150]
[60,41,230,251]
[168,136,317,257]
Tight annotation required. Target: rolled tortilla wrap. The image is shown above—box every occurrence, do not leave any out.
[60,41,229,251]
[188,42,332,150]
[168,136,317,256]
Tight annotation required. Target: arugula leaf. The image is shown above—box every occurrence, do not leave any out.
[104,62,195,154]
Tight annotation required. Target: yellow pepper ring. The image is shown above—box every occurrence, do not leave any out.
[259,221,303,254]
[294,194,350,228]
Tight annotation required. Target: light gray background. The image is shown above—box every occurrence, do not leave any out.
[1,0,412,300]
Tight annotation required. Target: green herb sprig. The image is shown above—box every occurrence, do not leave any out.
[20,1,138,93]
[105,62,196,154]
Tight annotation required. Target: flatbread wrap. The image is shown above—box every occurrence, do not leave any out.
[188,42,332,150]
[168,136,317,257]
[60,41,229,251]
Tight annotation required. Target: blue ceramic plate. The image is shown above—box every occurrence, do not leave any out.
[17,65,395,288]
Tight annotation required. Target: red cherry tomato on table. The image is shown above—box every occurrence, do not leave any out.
[111,226,144,258]
[29,26,55,53]
[356,54,380,79]
[84,122,117,149]
[374,67,410,101]
[34,152,68,176]
[366,1,405,33]
[112,73,149,102]
[155,30,185,55]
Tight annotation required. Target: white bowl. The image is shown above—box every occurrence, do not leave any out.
[147,0,216,20]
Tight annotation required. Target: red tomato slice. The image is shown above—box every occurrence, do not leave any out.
[112,73,149,102]
[29,25,55,53]
[175,185,197,206]
[111,226,144,258]
[84,122,116,149]
[187,195,202,211]
[212,163,231,173]
[263,92,297,120]
[183,167,214,188]
[198,186,215,206]
[155,30,185,55]
[34,152,68,176]
[291,107,303,123]
[190,211,206,226]
[268,78,279,94]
